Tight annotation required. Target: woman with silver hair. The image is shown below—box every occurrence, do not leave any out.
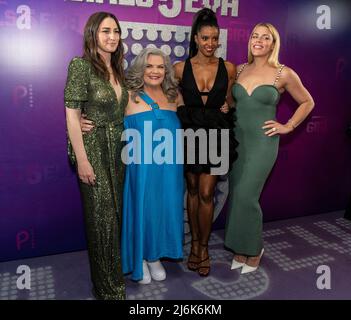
[121,48,184,284]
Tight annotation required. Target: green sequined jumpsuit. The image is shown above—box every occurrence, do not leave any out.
[64,57,127,300]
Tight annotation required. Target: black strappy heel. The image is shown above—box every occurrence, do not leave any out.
[187,239,200,271]
[197,243,210,277]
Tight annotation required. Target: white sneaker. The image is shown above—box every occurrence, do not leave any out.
[147,260,166,281]
[138,260,152,284]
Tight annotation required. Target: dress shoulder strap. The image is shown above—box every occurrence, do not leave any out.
[185,57,191,68]
[273,64,285,86]
[182,58,193,81]
[235,63,248,80]
[139,91,159,110]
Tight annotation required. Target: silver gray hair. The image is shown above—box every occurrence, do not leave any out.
[125,48,179,103]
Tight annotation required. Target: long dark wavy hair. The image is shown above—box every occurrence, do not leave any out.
[189,8,219,58]
[83,12,125,84]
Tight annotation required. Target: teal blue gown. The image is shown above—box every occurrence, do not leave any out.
[121,108,184,281]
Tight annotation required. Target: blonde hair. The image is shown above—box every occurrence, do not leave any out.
[248,23,281,68]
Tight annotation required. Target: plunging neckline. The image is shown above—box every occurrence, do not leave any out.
[189,58,221,107]
[108,79,124,105]
[235,83,281,97]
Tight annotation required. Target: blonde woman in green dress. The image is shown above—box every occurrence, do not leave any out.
[64,12,127,299]
[225,23,315,274]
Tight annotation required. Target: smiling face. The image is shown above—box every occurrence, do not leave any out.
[250,25,275,58]
[96,17,120,55]
[195,26,219,57]
[143,54,166,88]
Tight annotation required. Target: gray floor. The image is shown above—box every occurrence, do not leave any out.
[1,211,350,300]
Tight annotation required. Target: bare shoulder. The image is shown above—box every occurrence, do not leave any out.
[224,60,236,74]
[127,91,133,101]
[173,61,185,80]
[224,60,236,70]
[174,61,185,68]
[234,62,249,77]
[280,65,301,83]
[124,91,137,116]
[236,63,248,70]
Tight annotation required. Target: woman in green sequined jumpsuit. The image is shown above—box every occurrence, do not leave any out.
[64,12,127,300]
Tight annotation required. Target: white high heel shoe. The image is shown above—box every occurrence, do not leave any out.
[241,249,264,274]
[138,260,152,284]
[147,260,166,281]
[231,257,246,270]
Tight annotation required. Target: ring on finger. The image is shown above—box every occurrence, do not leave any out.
[272,127,277,132]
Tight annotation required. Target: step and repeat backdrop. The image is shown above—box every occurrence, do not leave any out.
[1,0,350,261]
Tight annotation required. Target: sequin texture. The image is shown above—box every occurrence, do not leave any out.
[64,57,127,300]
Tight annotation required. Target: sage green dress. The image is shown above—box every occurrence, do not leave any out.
[64,57,128,300]
[224,64,284,256]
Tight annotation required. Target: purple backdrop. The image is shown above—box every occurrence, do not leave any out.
[1,0,350,262]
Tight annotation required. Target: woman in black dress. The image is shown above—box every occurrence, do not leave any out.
[174,8,238,276]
